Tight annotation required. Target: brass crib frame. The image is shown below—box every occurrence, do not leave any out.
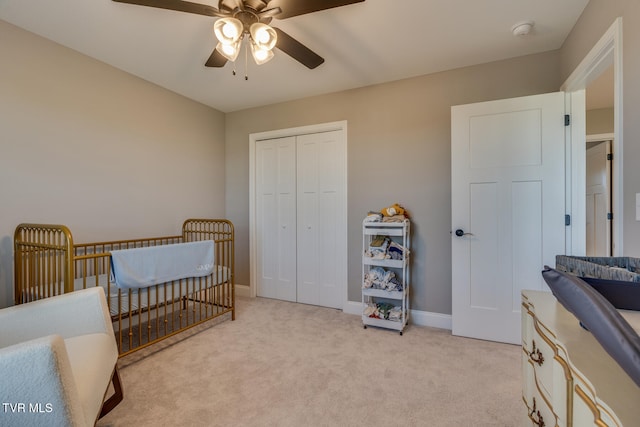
[14,219,235,357]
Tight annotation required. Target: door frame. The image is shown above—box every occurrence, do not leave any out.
[248,120,348,304]
[561,17,623,256]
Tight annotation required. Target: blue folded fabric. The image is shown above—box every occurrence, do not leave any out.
[542,266,640,387]
[110,241,214,289]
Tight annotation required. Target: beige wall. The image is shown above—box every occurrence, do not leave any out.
[0,22,226,308]
[7,1,637,317]
[560,0,640,255]
[587,108,614,135]
[225,51,561,314]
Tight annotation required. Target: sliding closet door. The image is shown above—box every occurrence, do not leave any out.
[296,131,345,309]
[256,136,297,302]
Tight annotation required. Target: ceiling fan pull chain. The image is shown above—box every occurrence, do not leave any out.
[244,40,249,80]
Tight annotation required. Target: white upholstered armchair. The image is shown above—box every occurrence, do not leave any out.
[0,287,122,426]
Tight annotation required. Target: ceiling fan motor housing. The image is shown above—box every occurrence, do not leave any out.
[235,10,263,32]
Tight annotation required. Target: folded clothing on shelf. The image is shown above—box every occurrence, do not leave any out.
[388,241,408,260]
[365,238,408,259]
[363,267,403,292]
[364,211,384,222]
[364,302,403,321]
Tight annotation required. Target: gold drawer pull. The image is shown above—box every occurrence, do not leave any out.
[529,397,546,427]
[528,340,545,366]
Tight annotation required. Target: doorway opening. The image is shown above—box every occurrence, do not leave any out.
[561,17,623,256]
[585,136,613,256]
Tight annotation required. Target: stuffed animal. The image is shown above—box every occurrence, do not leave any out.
[381,203,405,217]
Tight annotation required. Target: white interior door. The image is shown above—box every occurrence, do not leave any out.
[297,131,346,309]
[451,92,566,344]
[256,136,297,302]
[586,140,612,256]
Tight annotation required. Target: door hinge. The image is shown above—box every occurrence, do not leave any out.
[607,153,613,161]
[607,212,613,220]
[565,214,571,226]
[564,114,571,126]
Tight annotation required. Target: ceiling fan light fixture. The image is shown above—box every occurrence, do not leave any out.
[216,40,241,61]
[250,23,277,51]
[214,17,243,44]
[250,42,275,65]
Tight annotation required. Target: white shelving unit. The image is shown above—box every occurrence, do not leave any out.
[362,219,410,335]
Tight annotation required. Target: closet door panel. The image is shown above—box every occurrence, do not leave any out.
[256,137,297,302]
[318,188,340,308]
[297,131,345,309]
[297,138,319,306]
[317,134,343,309]
[276,139,297,302]
[256,142,277,299]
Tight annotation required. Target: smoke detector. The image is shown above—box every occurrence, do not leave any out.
[512,21,534,37]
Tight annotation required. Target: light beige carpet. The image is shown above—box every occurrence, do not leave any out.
[98,296,522,427]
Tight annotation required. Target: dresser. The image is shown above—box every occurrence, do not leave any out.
[522,290,640,426]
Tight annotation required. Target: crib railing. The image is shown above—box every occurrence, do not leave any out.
[14,224,74,304]
[14,219,235,356]
[73,235,183,278]
[183,218,235,320]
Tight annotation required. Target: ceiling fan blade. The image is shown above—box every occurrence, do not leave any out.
[268,0,364,19]
[205,49,228,67]
[273,27,324,69]
[233,0,245,11]
[112,0,226,17]
[257,7,282,19]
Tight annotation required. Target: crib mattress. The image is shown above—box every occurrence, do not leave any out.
[27,266,230,317]
[85,265,229,317]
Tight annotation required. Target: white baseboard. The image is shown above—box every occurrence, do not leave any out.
[410,308,452,330]
[343,300,452,330]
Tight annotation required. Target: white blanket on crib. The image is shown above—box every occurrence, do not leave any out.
[110,240,215,289]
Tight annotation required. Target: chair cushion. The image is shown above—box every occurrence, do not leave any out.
[64,333,118,423]
[0,334,87,426]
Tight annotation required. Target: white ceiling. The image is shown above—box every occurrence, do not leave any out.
[0,0,591,113]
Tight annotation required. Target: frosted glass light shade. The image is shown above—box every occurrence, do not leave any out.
[216,41,240,61]
[214,18,243,45]
[250,42,275,65]
[249,23,277,50]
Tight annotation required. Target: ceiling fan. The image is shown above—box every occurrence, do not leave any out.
[112,0,365,69]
